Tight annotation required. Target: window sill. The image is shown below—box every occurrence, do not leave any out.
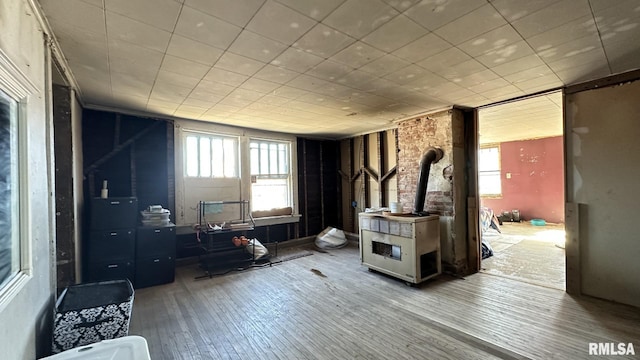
[0,271,31,313]
[253,214,301,227]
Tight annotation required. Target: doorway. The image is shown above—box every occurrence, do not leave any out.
[477,91,565,290]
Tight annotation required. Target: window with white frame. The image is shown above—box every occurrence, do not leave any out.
[184,132,238,178]
[250,139,291,212]
[0,89,20,289]
[478,145,502,196]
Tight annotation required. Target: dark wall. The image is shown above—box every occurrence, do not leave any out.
[297,138,340,237]
[82,109,174,217]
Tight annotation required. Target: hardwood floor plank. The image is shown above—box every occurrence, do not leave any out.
[129,244,640,360]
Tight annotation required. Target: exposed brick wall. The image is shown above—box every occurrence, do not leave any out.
[397,110,454,216]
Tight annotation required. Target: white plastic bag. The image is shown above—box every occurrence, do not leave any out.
[245,238,268,259]
[315,227,348,249]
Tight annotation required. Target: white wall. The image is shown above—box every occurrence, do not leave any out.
[174,119,298,226]
[565,79,640,308]
[71,90,83,282]
[0,0,56,358]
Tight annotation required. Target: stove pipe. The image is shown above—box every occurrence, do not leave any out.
[412,147,444,216]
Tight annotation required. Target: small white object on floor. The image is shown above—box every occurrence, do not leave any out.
[40,336,150,360]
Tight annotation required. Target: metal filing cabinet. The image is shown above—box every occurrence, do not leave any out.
[135,223,176,288]
[86,197,137,283]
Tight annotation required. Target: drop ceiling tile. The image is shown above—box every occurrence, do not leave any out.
[217,96,254,108]
[214,52,266,76]
[174,6,242,49]
[467,77,511,93]
[315,82,354,98]
[457,24,524,57]
[602,41,640,74]
[208,104,242,113]
[202,68,248,87]
[79,0,104,8]
[416,47,471,73]
[527,16,597,52]
[150,83,192,102]
[110,72,153,97]
[228,30,288,63]
[240,78,281,93]
[404,71,450,91]
[105,0,181,31]
[330,41,386,68]
[434,4,507,45]
[490,0,560,22]
[440,59,487,82]
[188,88,225,103]
[359,54,410,76]
[40,0,106,35]
[545,46,607,72]
[274,0,346,21]
[503,64,554,84]
[382,64,429,84]
[404,0,485,31]
[245,1,317,44]
[106,12,171,52]
[253,65,301,84]
[380,0,421,12]
[534,35,602,64]
[511,0,591,39]
[475,40,535,68]
[513,73,562,93]
[271,47,325,73]
[293,24,355,58]
[108,41,164,79]
[393,33,452,63]
[257,94,291,106]
[161,54,211,79]
[307,60,354,81]
[166,35,223,66]
[181,97,217,109]
[155,69,202,89]
[362,15,428,53]
[271,85,309,99]
[184,0,264,27]
[336,69,379,88]
[195,80,236,97]
[452,69,499,88]
[323,0,398,38]
[490,54,546,77]
[287,74,332,91]
[480,85,526,100]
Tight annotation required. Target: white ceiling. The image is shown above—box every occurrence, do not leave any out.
[38,0,640,139]
[479,91,563,144]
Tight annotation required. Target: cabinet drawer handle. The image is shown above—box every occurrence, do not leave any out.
[110,201,120,205]
[110,232,117,236]
[154,229,161,233]
[153,259,160,263]
[107,264,118,268]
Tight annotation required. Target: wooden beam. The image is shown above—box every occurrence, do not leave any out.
[362,134,369,209]
[362,166,379,181]
[377,131,385,206]
[381,166,397,182]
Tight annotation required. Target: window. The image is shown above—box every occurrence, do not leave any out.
[478,146,501,196]
[250,139,291,211]
[0,89,19,289]
[184,132,238,178]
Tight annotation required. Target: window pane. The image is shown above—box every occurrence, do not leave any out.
[250,148,259,175]
[0,89,19,288]
[479,147,500,171]
[260,143,269,175]
[269,143,278,174]
[251,178,289,211]
[223,138,236,177]
[479,171,501,195]
[211,138,223,177]
[278,146,287,175]
[185,136,199,177]
[199,137,211,177]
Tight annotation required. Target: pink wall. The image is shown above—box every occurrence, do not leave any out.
[481,136,565,223]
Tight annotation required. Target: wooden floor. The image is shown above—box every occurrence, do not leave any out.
[129,243,640,360]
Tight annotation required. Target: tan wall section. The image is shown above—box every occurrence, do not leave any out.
[565,79,640,307]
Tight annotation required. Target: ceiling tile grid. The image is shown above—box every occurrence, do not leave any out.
[39,0,640,138]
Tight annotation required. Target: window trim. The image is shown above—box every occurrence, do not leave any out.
[183,130,240,179]
[0,49,36,312]
[478,144,502,198]
[249,138,293,212]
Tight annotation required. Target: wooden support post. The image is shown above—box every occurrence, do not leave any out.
[378,131,385,206]
[362,134,369,209]
[565,202,581,295]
